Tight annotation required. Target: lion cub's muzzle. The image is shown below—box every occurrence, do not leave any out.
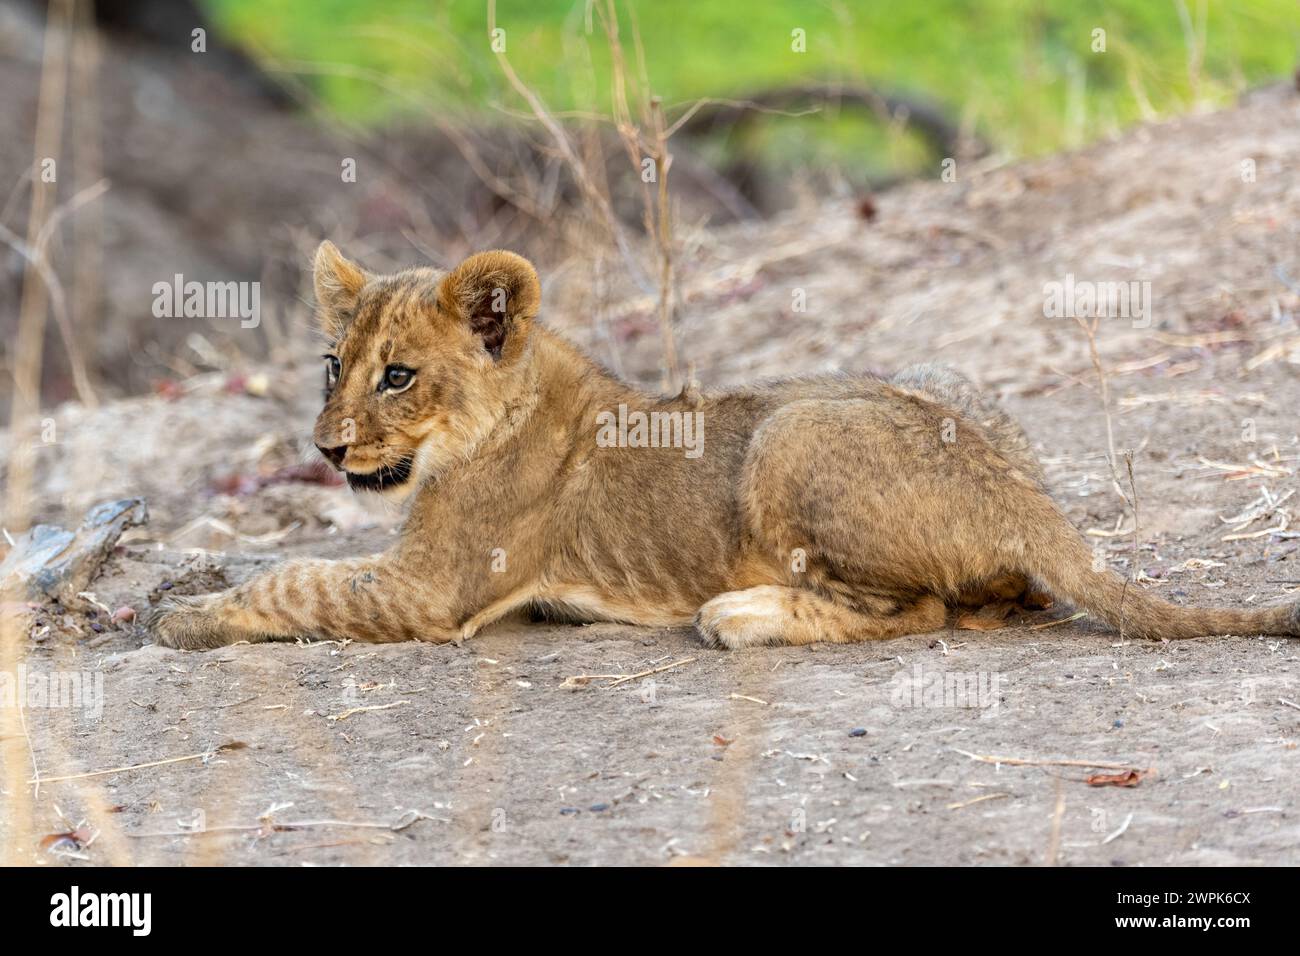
[345,457,414,492]
[314,435,415,493]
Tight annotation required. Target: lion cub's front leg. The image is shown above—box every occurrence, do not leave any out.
[147,557,456,649]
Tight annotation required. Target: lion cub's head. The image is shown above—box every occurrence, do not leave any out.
[310,241,542,501]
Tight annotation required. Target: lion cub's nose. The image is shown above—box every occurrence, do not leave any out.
[316,444,348,469]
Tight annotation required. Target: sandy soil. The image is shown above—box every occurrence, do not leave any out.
[3,83,1300,866]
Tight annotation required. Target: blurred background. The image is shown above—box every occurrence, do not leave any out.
[2,0,1298,408]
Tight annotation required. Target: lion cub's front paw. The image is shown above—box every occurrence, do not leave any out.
[143,596,239,650]
[694,588,790,650]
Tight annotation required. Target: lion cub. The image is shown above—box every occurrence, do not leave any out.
[149,243,1300,649]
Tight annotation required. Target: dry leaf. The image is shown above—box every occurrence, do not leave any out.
[1086,769,1145,787]
[39,828,92,851]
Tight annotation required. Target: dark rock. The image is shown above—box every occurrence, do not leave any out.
[0,498,147,614]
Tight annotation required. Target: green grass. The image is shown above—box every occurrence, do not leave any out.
[206,0,1300,174]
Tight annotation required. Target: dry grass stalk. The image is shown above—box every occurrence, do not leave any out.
[2,0,76,868]
[325,700,410,722]
[604,655,695,688]
[70,0,103,401]
[648,96,680,392]
[594,0,680,390]
[1118,450,1140,643]
[1102,812,1134,845]
[1073,316,1131,509]
[952,749,1146,772]
[487,0,647,288]
[129,809,438,839]
[1028,610,1088,630]
[0,180,107,410]
[947,792,1011,811]
[1173,0,1207,103]
[564,656,696,689]
[32,742,248,786]
[1072,316,1142,641]
[1196,455,1293,481]
[488,0,687,390]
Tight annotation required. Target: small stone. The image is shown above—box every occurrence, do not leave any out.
[849,727,868,738]
[559,807,580,816]
[589,803,609,812]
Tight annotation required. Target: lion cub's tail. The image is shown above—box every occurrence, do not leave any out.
[1017,504,1300,641]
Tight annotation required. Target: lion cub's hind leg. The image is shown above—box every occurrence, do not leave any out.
[695,586,946,649]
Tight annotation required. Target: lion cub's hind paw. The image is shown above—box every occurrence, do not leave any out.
[954,601,1019,632]
[695,588,792,649]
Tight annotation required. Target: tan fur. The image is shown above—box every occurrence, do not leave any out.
[147,245,1300,650]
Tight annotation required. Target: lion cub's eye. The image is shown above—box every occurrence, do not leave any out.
[380,365,415,393]
[323,355,341,391]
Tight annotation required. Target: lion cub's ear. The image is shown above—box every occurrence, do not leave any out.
[436,250,541,362]
[313,240,369,340]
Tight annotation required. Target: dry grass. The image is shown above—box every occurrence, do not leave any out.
[486,0,684,391]
[2,0,76,867]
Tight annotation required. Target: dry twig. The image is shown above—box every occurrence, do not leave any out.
[952,749,1145,771]
[31,742,248,785]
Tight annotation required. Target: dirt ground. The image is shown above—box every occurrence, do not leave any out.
[3,83,1300,866]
